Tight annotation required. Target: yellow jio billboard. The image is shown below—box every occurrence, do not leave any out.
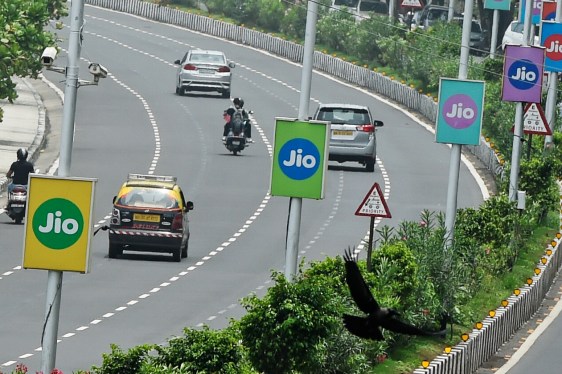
[23,175,97,273]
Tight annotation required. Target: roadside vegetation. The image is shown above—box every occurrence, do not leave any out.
[5,0,562,373]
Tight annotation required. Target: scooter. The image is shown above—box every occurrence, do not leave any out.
[7,184,28,224]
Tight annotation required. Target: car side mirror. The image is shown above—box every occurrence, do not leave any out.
[228,62,235,68]
[374,120,384,127]
[186,201,194,211]
[174,59,181,65]
[113,195,117,204]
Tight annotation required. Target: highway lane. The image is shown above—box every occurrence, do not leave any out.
[0,5,486,372]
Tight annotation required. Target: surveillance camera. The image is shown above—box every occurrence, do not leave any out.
[41,47,58,67]
[88,63,108,78]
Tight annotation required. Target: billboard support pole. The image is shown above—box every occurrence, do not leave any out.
[285,0,318,281]
[41,0,84,372]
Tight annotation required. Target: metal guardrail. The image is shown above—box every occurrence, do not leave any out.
[84,1,560,373]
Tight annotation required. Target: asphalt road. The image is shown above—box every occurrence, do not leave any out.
[0,5,486,372]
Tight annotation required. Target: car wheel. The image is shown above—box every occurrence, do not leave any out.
[175,86,180,95]
[365,159,375,172]
[108,242,122,258]
[181,238,188,258]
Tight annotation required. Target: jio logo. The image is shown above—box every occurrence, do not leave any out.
[33,198,84,249]
[545,34,562,60]
[279,138,320,180]
[508,59,539,90]
[442,94,478,129]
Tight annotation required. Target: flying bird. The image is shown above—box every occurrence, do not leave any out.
[342,248,446,341]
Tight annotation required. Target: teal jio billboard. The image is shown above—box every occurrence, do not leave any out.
[436,78,485,145]
[270,118,329,199]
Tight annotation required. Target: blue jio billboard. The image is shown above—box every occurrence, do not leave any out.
[502,45,544,102]
[541,21,562,72]
[436,78,485,146]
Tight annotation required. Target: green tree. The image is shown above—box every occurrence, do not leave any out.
[0,0,67,122]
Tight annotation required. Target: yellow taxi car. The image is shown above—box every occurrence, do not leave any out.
[108,174,194,262]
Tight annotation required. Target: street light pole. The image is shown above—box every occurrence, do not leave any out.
[41,0,85,372]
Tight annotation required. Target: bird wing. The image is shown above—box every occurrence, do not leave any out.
[379,317,433,337]
[342,314,384,341]
[343,248,379,314]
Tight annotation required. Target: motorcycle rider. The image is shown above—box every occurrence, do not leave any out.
[6,148,35,194]
[223,97,252,143]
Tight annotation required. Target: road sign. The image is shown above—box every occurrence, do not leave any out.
[523,102,552,135]
[23,174,97,273]
[355,182,391,218]
[270,118,329,199]
[401,0,423,8]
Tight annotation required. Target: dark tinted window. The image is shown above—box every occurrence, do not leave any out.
[359,1,388,13]
[334,0,359,6]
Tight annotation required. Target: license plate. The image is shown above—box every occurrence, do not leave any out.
[333,130,353,136]
[232,140,240,146]
[11,204,24,208]
[199,69,215,74]
[133,213,160,223]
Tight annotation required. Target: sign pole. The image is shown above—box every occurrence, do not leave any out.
[41,0,84,372]
[366,217,375,271]
[284,0,318,281]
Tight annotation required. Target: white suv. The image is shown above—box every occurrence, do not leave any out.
[313,103,383,172]
[501,21,540,50]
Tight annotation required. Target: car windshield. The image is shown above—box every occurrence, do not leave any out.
[118,188,179,209]
[334,0,359,6]
[190,53,225,64]
[359,1,387,13]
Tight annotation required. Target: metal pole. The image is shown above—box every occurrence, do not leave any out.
[544,0,562,146]
[508,0,532,202]
[41,0,84,372]
[285,0,317,281]
[490,9,499,59]
[366,217,374,271]
[444,0,473,247]
[448,0,456,22]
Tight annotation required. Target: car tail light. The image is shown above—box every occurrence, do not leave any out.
[183,64,197,70]
[356,124,375,132]
[217,66,230,73]
[172,213,183,230]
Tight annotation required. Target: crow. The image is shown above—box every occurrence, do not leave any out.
[342,248,447,341]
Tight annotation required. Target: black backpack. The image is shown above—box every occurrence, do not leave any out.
[231,109,245,135]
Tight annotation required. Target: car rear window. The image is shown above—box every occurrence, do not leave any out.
[190,53,225,64]
[359,1,388,13]
[117,188,179,209]
[317,108,370,124]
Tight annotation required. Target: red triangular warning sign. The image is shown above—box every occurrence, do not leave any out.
[355,182,391,218]
[523,103,552,135]
[401,0,423,8]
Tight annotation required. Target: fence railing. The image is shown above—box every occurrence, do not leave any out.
[83,2,553,373]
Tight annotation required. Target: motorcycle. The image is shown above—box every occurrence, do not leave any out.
[7,184,28,224]
[223,110,252,156]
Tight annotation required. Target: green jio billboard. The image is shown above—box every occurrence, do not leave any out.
[270,118,329,199]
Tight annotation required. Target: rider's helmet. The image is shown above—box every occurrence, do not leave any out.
[17,148,28,161]
[233,97,244,109]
